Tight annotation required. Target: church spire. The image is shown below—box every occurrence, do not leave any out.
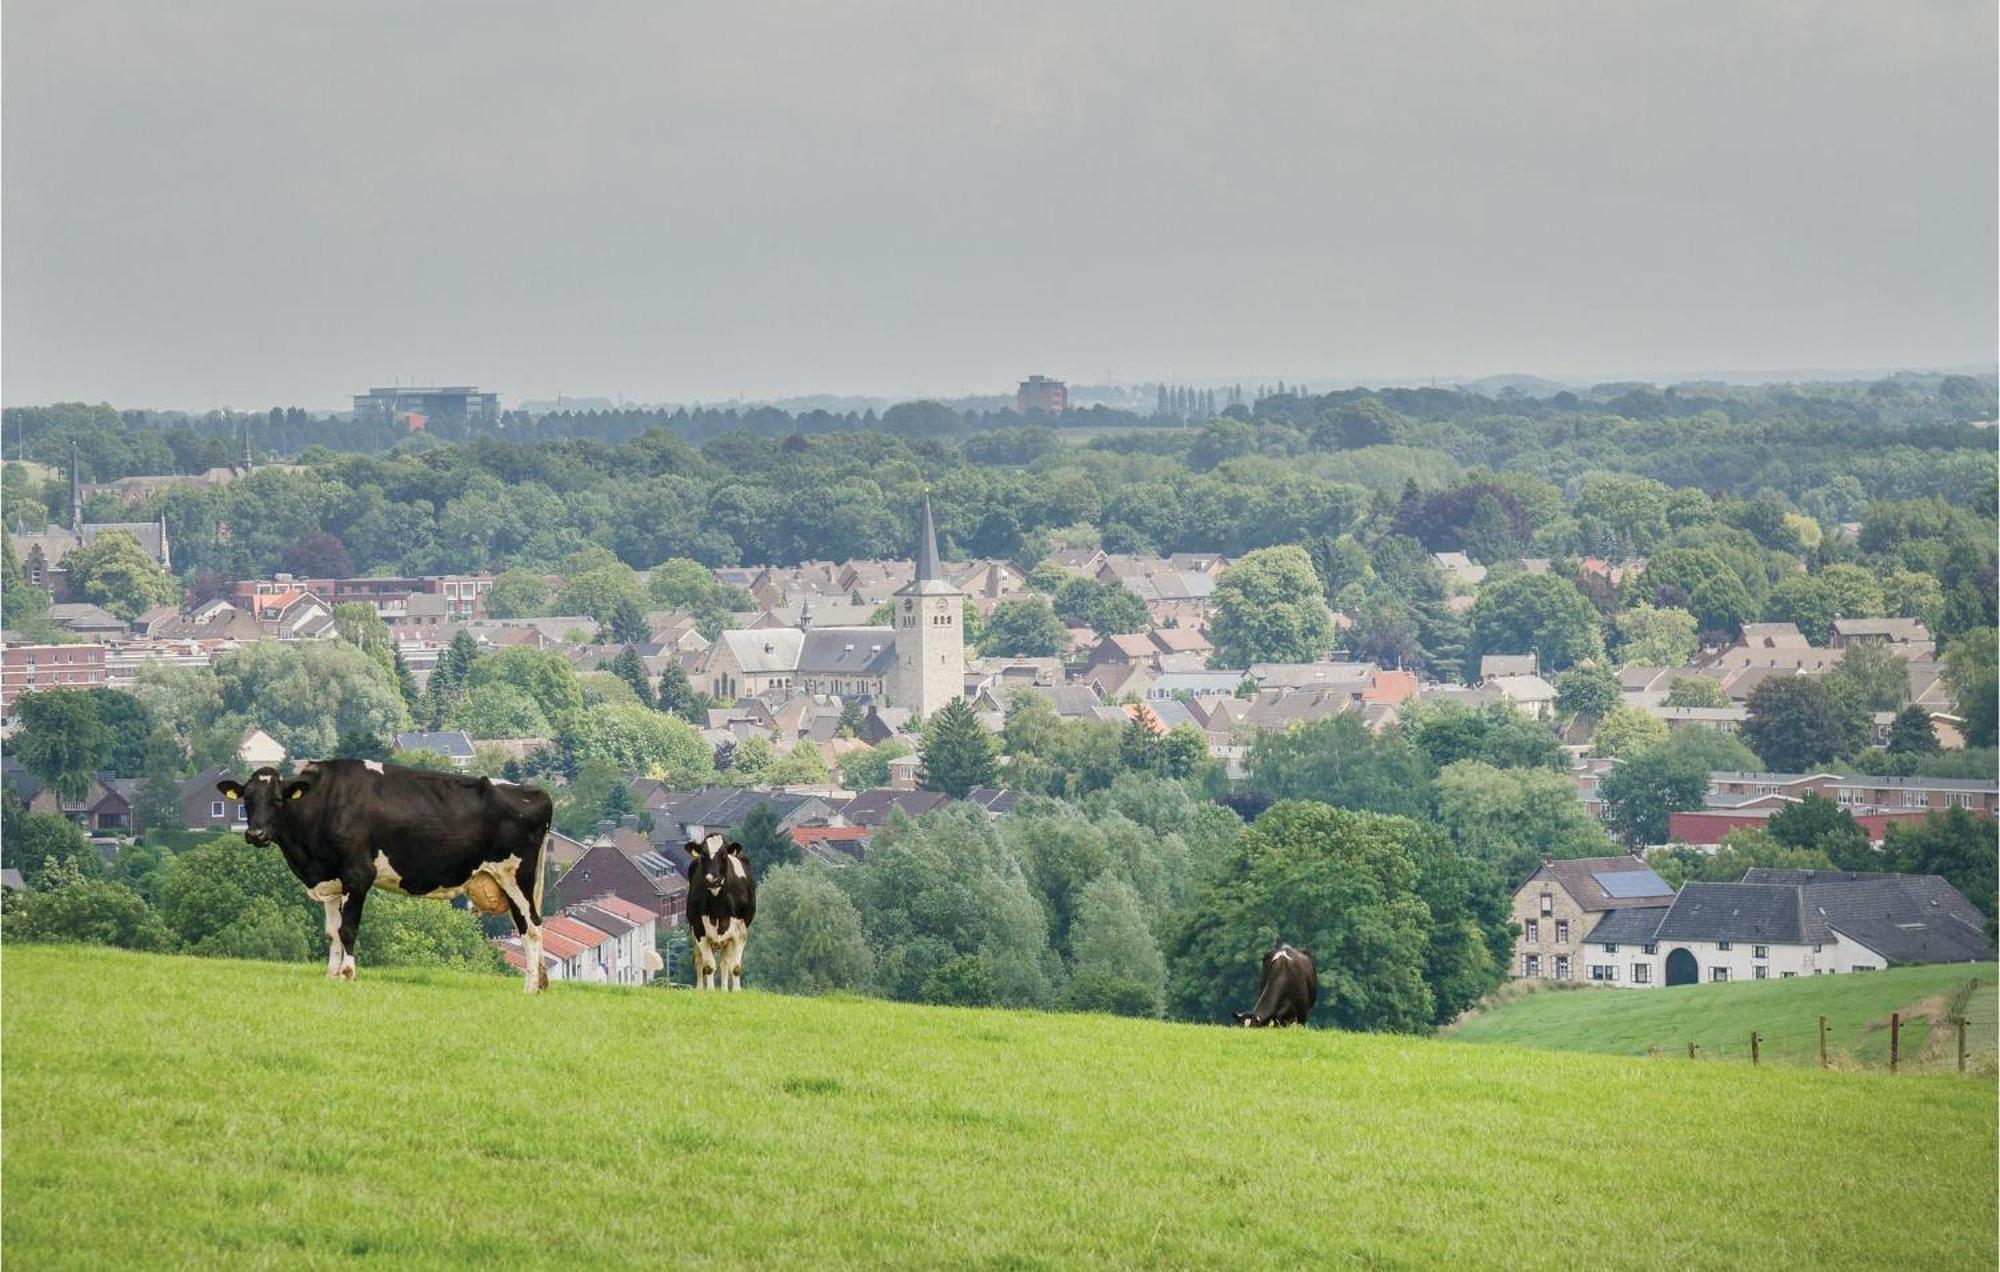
[915,492,941,583]
[70,442,82,533]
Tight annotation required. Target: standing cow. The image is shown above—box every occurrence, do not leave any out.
[685,834,756,990]
[1234,942,1318,1027]
[217,761,555,992]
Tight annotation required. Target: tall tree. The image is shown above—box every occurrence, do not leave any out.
[609,646,654,707]
[1165,801,1450,1031]
[1886,704,1939,755]
[1208,546,1336,667]
[60,529,179,620]
[14,690,108,802]
[1467,572,1604,671]
[919,698,997,798]
[734,800,802,876]
[1741,676,1864,771]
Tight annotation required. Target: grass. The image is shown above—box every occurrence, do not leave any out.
[4,946,1995,1269]
[1447,963,1998,1072]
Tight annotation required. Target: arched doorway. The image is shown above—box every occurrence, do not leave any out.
[1664,948,1698,987]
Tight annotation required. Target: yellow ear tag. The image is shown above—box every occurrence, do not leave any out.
[289,788,304,800]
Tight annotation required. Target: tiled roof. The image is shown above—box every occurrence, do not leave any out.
[1534,855,1676,911]
[839,789,950,826]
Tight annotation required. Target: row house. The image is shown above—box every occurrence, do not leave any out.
[1706,771,1997,816]
[495,894,662,986]
[1,642,107,714]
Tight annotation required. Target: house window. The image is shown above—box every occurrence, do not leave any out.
[1554,920,1569,944]
[1781,971,1796,978]
[1812,942,1822,953]
[212,801,224,818]
[1754,966,1769,980]
[1710,967,1729,983]
[1523,919,1539,943]
[1540,893,1553,916]
[1603,943,1619,954]
[1642,943,1657,955]
[1554,956,1570,981]
[1632,964,1651,985]
[1523,954,1540,977]
[1752,945,1768,959]
[1717,941,1731,951]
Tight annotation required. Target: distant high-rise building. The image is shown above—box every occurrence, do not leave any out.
[1014,375,1068,415]
[352,386,499,431]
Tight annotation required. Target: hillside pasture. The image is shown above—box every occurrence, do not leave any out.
[1447,963,1998,1072]
[3,947,1994,1268]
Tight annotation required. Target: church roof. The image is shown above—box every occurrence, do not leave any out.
[897,494,959,597]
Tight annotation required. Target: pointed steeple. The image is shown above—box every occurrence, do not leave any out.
[915,492,941,583]
[69,442,82,533]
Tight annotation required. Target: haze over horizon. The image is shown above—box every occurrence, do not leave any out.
[5,1,1995,412]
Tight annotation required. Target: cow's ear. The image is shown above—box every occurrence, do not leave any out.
[283,780,311,802]
[726,841,744,856]
[216,780,244,801]
[684,841,703,858]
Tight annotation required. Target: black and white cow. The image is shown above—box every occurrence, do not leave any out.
[685,834,756,990]
[217,761,555,992]
[1234,942,1317,1027]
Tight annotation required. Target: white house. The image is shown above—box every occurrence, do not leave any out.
[1580,871,1992,988]
[236,727,287,769]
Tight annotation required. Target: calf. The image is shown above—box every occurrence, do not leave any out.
[685,834,756,990]
[1234,943,1317,1027]
[217,761,555,992]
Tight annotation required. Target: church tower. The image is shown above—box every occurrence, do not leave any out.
[890,493,963,720]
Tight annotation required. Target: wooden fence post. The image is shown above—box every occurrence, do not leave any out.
[1957,1016,1968,1075]
[1819,1015,1828,1068]
[1751,1031,1760,1066]
[1890,1012,1900,1073]
[1687,1041,1697,1060]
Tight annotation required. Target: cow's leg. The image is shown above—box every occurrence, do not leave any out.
[693,938,717,990]
[334,882,369,981]
[494,864,547,994]
[725,925,747,991]
[309,881,346,979]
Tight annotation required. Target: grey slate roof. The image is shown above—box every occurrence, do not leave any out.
[395,730,477,758]
[797,628,896,676]
[1803,875,1993,964]
[1585,906,1669,947]
[1653,882,1829,945]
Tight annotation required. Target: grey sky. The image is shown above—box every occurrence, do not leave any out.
[4,1,1994,411]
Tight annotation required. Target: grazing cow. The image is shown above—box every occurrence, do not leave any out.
[216,761,555,992]
[685,834,756,990]
[1234,943,1317,1027]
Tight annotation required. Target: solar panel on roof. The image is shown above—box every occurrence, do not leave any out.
[1592,869,1673,898]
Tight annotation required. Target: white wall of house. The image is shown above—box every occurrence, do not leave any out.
[1581,941,1665,988]
[1650,936,1887,985]
[1583,930,1892,989]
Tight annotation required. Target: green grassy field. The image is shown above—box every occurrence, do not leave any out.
[1447,963,1998,1071]
[5,947,1994,1269]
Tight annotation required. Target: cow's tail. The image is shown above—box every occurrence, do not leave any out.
[532,825,548,919]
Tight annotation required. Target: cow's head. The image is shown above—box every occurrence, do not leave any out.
[685,835,743,894]
[217,767,310,847]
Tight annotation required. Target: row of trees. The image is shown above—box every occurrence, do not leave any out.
[745,775,1514,1029]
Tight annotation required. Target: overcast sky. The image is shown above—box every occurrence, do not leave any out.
[4,1,1994,411]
